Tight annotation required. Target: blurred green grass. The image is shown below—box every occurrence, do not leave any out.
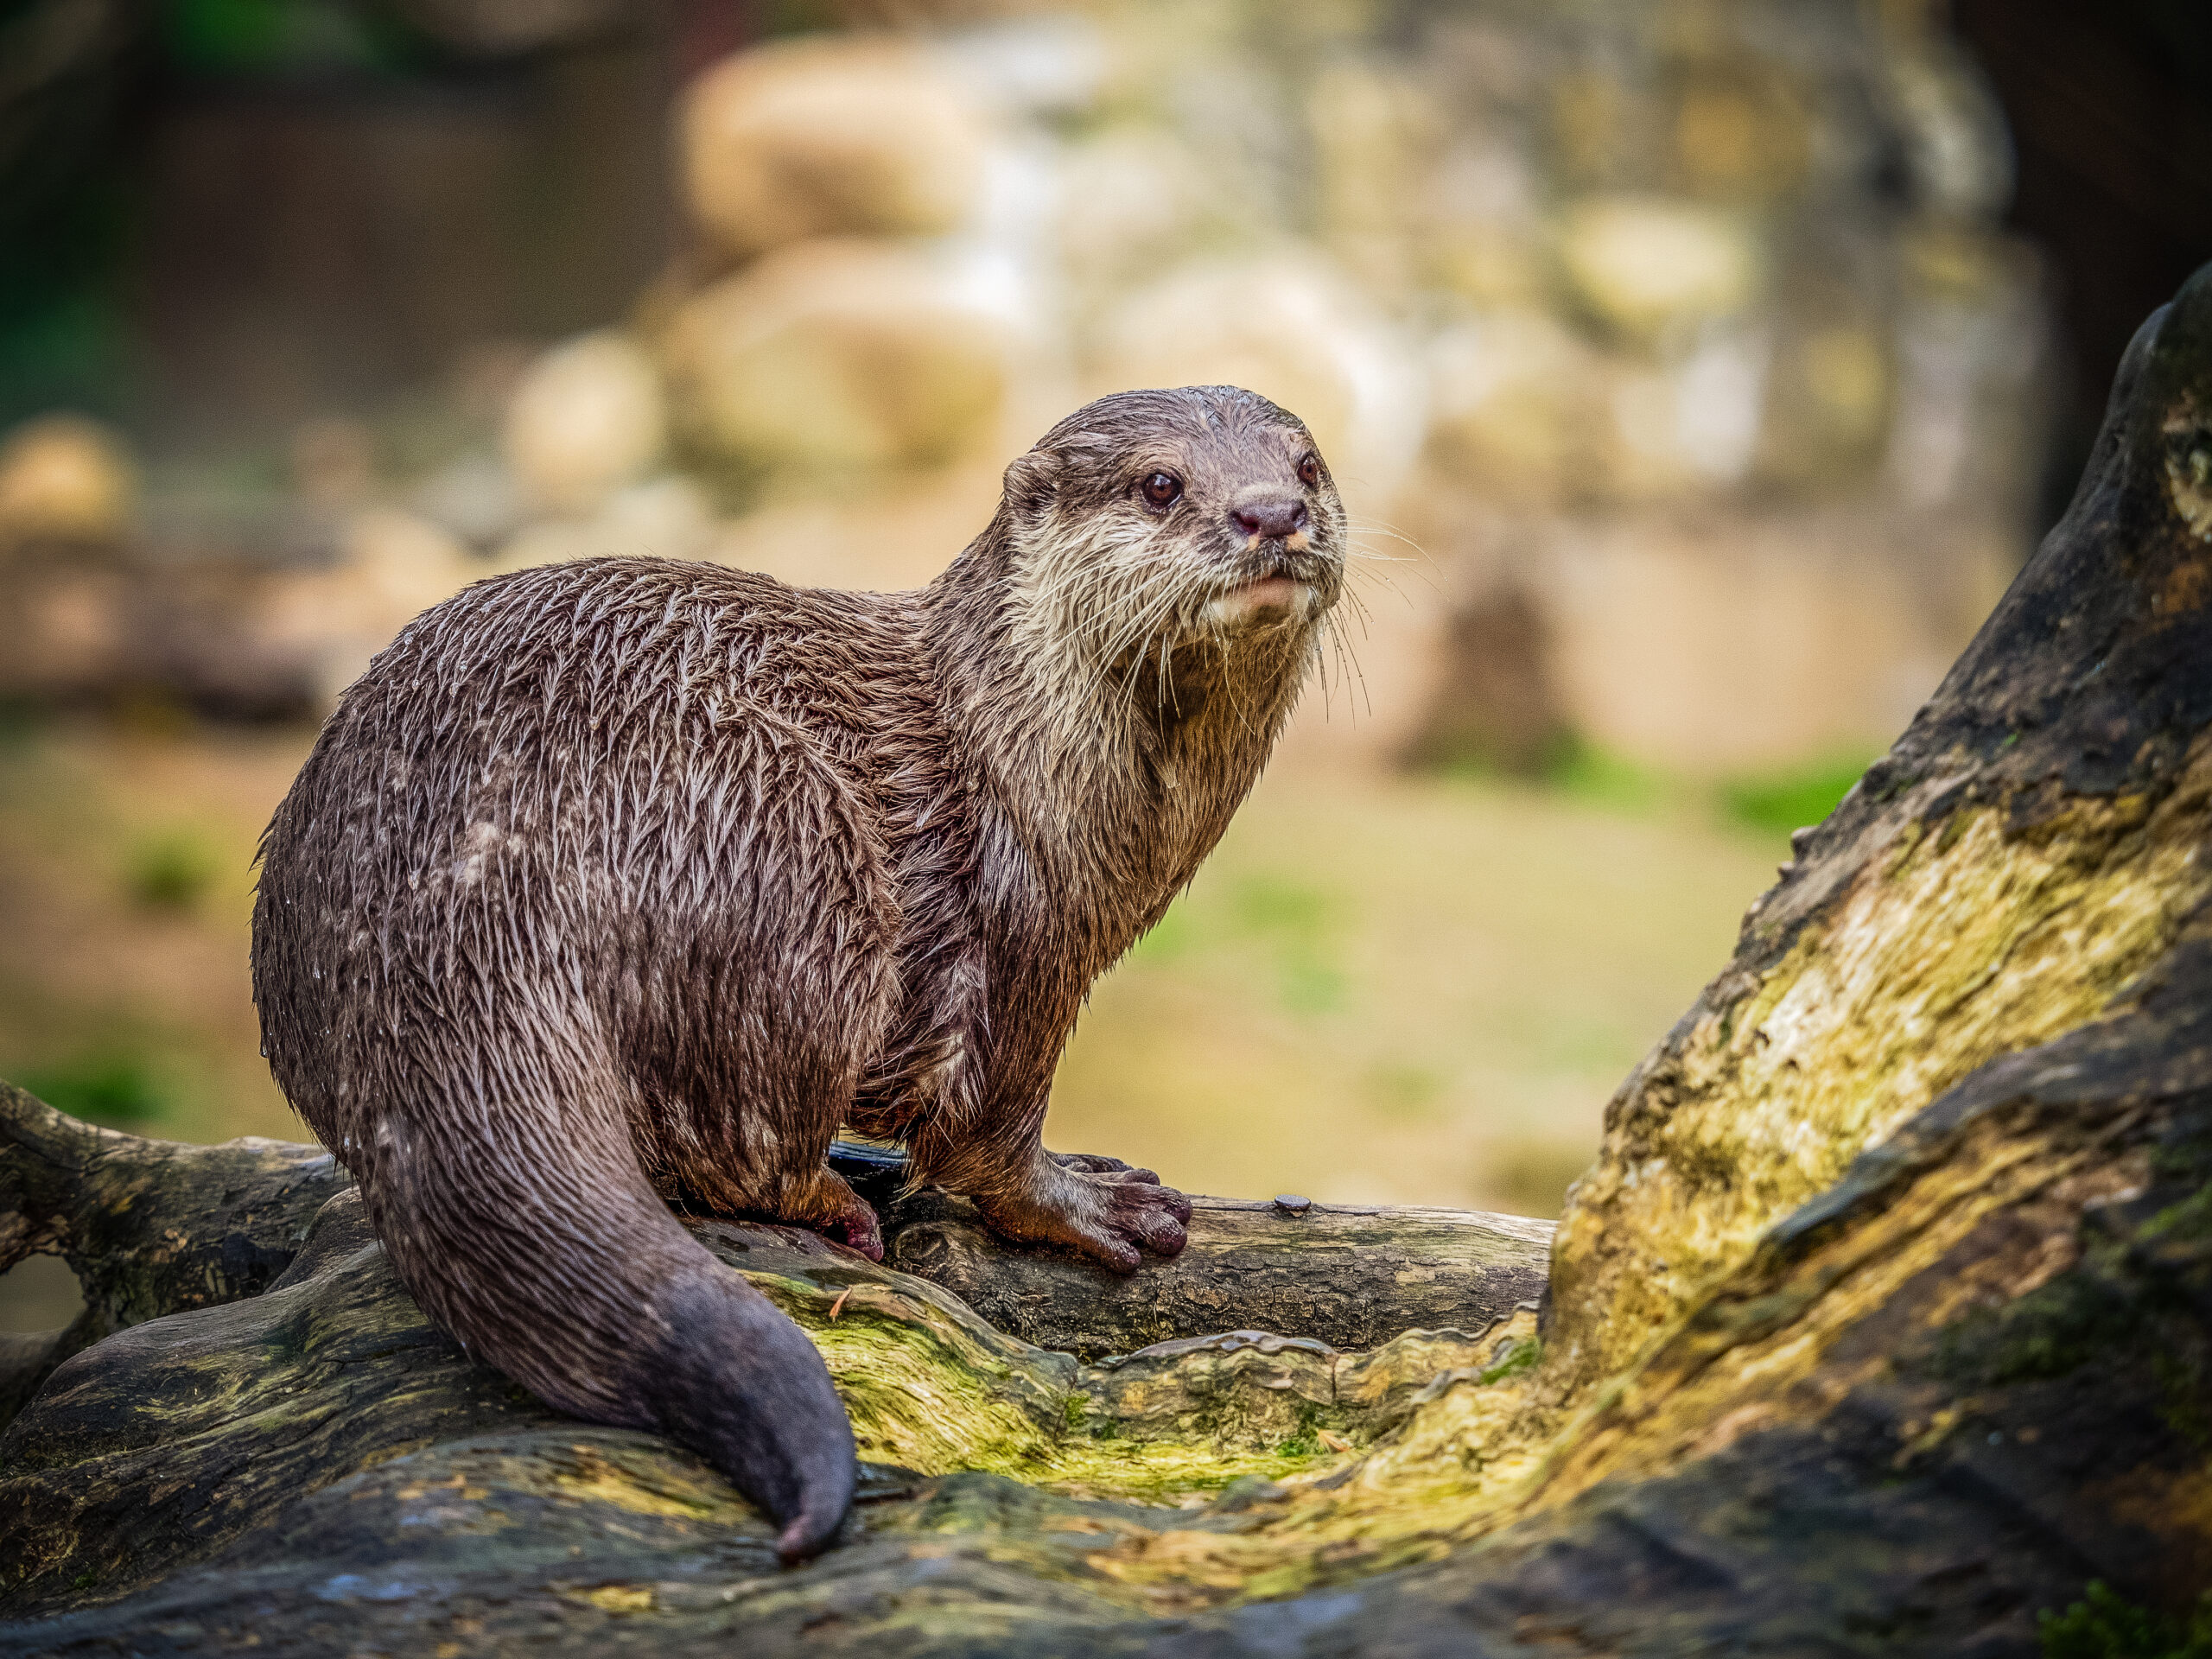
[126,829,222,911]
[1063,758,1782,1216]
[1718,753,1876,842]
[18,1051,175,1128]
[1429,738,1873,850]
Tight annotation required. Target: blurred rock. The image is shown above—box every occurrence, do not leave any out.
[680,35,990,261]
[447,340,538,425]
[489,475,718,573]
[1428,307,1783,509]
[1592,327,1768,503]
[1884,226,2048,513]
[664,238,1016,474]
[1418,131,1548,307]
[257,509,476,707]
[1545,67,1667,193]
[1666,64,1813,204]
[0,416,138,550]
[502,332,666,517]
[1090,256,1424,510]
[1754,307,1896,495]
[288,416,378,512]
[1307,60,1446,296]
[1052,130,1222,315]
[1423,222,1548,312]
[409,453,526,551]
[1554,194,1765,350]
[1881,42,2013,220]
[705,461,1002,594]
[930,12,1105,121]
[1423,311,1605,505]
[0,570,130,702]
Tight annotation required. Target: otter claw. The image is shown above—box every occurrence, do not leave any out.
[1088,1174,1191,1272]
[1051,1150,1156,1180]
[823,1209,884,1262]
[783,1171,883,1262]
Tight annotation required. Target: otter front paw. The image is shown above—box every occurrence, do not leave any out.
[976,1155,1192,1274]
[776,1167,884,1262]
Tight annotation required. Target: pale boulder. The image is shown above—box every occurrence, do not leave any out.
[0,570,130,699]
[704,461,1003,594]
[664,238,1015,474]
[1590,327,1769,504]
[1554,194,1764,349]
[1753,317,1895,493]
[681,35,989,259]
[0,414,137,548]
[1423,310,1605,505]
[1306,59,1446,296]
[1090,257,1424,511]
[501,332,666,516]
[488,475,719,574]
[1053,130,1221,312]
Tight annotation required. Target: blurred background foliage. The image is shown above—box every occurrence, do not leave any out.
[2,0,2209,1315]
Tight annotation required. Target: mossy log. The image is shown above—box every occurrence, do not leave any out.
[883,1186,1553,1361]
[9,265,2212,1653]
[0,1093,345,1426]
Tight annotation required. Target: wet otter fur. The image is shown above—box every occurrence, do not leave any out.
[251,385,1348,1560]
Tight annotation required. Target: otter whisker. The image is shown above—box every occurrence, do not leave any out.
[1091,568,1187,667]
[1332,581,1378,640]
[1351,557,1437,609]
[1323,610,1375,720]
[1090,584,1193,712]
[1344,518,1436,578]
[1343,512,1427,550]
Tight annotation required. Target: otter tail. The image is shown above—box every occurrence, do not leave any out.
[356,1091,855,1563]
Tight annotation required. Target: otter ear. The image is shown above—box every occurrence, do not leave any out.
[1002,450,1059,517]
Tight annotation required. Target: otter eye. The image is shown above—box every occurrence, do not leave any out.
[1297,454,1321,486]
[1141,471,1182,508]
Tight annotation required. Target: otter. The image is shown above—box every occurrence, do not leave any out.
[251,385,1347,1561]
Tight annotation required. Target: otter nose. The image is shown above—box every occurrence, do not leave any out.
[1230,493,1309,541]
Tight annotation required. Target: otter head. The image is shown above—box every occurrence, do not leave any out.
[993,385,1347,722]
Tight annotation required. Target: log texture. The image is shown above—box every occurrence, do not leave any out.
[0,1085,346,1423]
[885,1189,1552,1359]
[7,263,2212,1655]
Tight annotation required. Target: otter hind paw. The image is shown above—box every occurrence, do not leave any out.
[1050,1149,1159,1181]
[1095,1173,1192,1269]
[986,1158,1192,1274]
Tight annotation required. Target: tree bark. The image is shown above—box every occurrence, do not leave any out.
[0,1084,346,1421]
[7,264,2212,1655]
[883,1187,1552,1360]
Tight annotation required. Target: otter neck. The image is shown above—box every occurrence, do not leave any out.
[918,536,1315,951]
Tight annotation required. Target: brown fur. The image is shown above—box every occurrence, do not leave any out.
[251,386,1347,1559]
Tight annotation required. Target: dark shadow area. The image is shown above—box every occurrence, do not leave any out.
[1954,0,2212,537]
